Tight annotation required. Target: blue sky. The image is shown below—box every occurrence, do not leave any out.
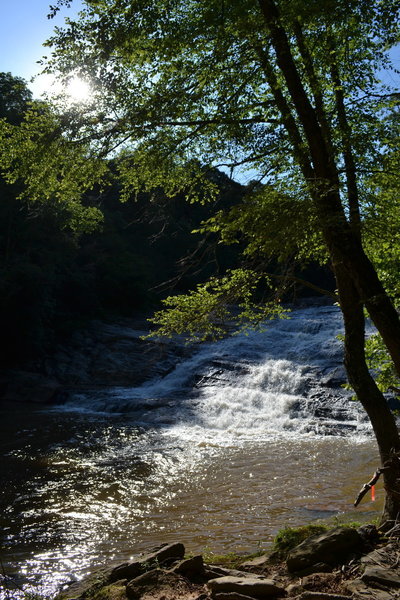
[1,1,398,98]
[0,0,83,97]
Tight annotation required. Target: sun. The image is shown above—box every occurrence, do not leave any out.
[65,76,92,103]
[31,73,92,104]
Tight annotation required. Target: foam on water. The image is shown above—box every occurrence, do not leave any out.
[56,304,370,442]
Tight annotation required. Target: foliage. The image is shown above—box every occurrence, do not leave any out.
[0,103,105,234]
[146,269,288,342]
[273,524,328,557]
[201,548,264,568]
[25,0,399,343]
[365,333,400,394]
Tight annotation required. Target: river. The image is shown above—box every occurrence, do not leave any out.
[0,305,382,599]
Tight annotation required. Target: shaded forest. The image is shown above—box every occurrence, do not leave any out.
[0,72,244,365]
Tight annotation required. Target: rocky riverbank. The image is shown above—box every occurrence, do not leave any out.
[0,317,191,404]
[53,526,400,600]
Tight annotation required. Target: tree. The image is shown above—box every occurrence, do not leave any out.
[2,1,400,520]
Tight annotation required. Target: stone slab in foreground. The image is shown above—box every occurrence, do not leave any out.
[207,576,285,598]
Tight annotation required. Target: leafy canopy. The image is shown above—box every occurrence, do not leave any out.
[1,1,399,339]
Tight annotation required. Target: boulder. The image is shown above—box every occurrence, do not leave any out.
[286,527,362,573]
[126,568,190,600]
[170,555,205,578]
[207,576,285,598]
[110,542,185,582]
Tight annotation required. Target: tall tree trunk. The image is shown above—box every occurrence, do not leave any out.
[257,0,400,377]
[334,264,400,523]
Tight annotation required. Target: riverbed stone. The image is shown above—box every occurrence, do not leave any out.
[286,527,362,573]
[207,576,285,598]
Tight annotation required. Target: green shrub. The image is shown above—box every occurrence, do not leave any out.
[273,524,328,557]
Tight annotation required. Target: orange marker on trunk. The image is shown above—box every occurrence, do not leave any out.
[371,485,376,501]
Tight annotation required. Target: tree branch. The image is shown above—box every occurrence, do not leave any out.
[354,467,389,507]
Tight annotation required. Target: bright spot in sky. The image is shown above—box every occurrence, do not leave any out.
[32,73,92,103]
[66,76,92,102]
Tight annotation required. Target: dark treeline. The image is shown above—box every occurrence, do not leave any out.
[0,72,333,368]
[0,73,246,365]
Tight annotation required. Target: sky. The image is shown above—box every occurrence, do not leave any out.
[0,0,84,97]
[1,1,399,98]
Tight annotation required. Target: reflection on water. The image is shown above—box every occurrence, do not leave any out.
[0,403,380,599]
[0,307,382,599]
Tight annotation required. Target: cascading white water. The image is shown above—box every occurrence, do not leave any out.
[61,303,369,441]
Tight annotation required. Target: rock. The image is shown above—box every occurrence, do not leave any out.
[207,566,257,578]
[207,576,285,598]
[299,593,351,600]
[125,568,190,600]
[110,542,185,582]
[88,582,127,599]
[55,566,111,599]
[294,563,333,576]
[215,593,262,600]
[110,561,143,584]
[170,555,205,578]
[2,370,61,403]
[361,544,397,569]
[286,527,362,573]
[361,567,400,588]
[239,555,271,571]
[357,525,380,546]
[345,578,395,600]
[286,583,305,596]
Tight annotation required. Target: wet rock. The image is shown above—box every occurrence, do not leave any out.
[110,543,185,582]
[41,320,190,388]
[286,527,362,573]
[207,576,285,598]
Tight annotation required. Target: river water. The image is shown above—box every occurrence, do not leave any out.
[0,305,382,599]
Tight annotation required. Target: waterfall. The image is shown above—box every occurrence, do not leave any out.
[60,304,370,441]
